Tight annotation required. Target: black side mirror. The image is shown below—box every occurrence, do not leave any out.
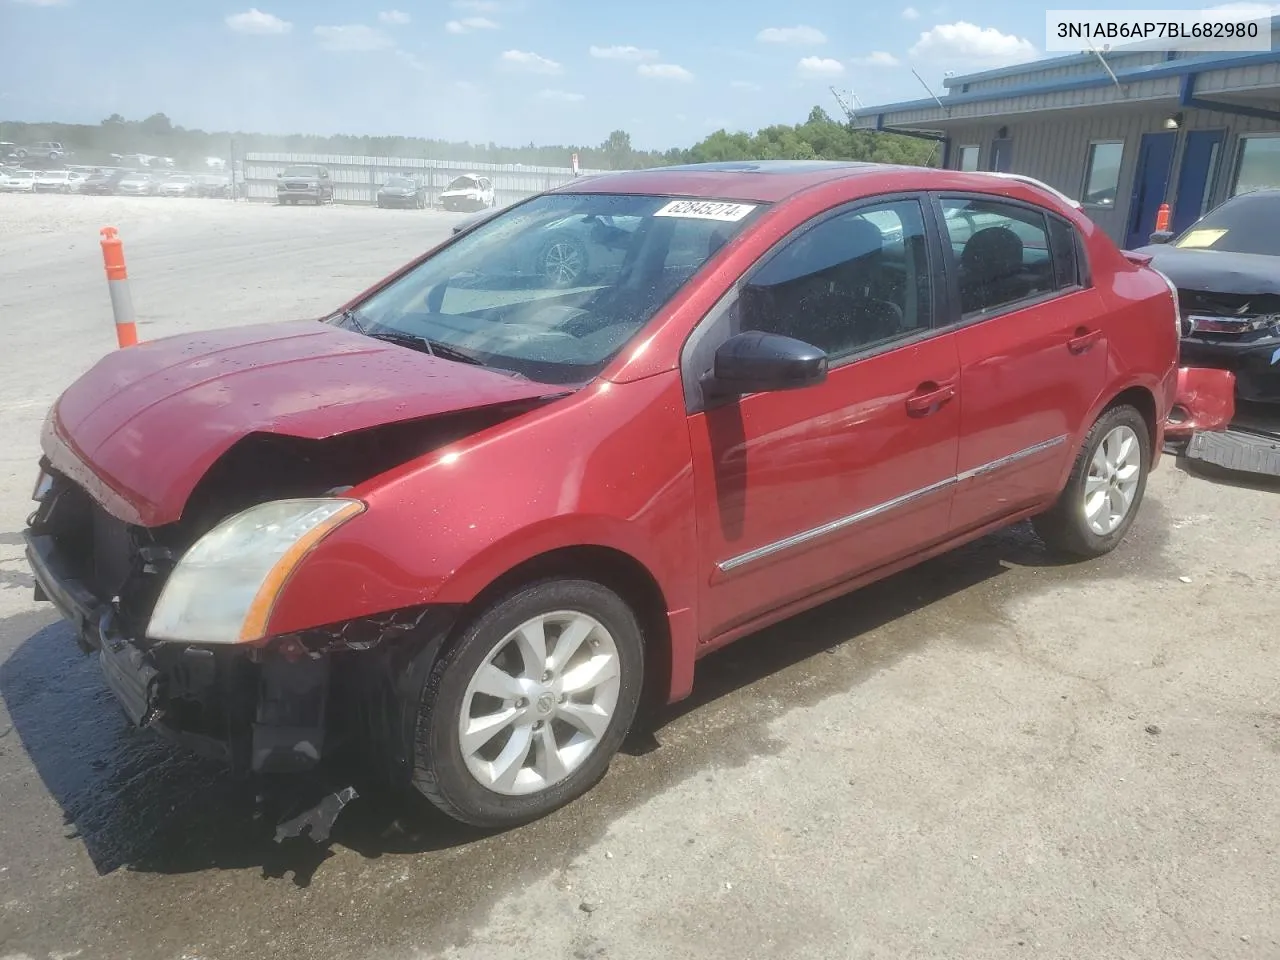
[702,331,828,399]
[1148,230,1174,244]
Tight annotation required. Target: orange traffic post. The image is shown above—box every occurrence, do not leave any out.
[1154,202,1171,233]
[99,226,139,348]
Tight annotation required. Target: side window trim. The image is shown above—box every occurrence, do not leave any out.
[679,191,947,416]
[927,190,1086,330]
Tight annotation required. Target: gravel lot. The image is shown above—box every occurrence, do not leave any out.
[0,193,1278,960]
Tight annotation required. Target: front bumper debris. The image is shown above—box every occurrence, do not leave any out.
[1185,428,1280,477]
[1166,366,1237,440]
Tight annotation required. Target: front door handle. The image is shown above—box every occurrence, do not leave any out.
[905,381,956,417]
[1068,327,1103,354]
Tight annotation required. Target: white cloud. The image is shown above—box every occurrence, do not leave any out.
[902,6,920,18]
[538,89,585,102]
[731,79,763,91]
[499,49,563,73]
[379,10,411,25]
[797,56,845,78]
[757,25,827,44]
[853,51,901,66]
[314,24,394,52]
[225,8,292,34]
[396,49,426,71]
[446,16,499,33]
[590,44,659,61]
[909,21,1036,64]
[638,62,694,81]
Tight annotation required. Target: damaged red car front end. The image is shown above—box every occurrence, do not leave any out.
[1166,366,1237,440]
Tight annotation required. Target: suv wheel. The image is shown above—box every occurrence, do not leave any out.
[407,578,644,828]
[1032,403,1150,559]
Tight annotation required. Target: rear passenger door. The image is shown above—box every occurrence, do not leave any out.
[937,193,1109,534]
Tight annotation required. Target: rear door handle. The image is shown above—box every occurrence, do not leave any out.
[1068,327,1103,354]
[905,381,956,416]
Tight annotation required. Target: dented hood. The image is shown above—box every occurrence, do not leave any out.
[43,319,565,527]
[1135,245,1280,296]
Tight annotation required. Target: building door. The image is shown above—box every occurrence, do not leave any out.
[990,138,1013,172]
[1171,129,1226,234]
[1124,131,1177,248]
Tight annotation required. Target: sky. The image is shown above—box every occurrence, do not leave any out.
[2,0,1278,152]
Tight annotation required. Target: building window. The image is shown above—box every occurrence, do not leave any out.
[1081,141,1124,207]
[957,145,980,171]
[1232,135,1280,196]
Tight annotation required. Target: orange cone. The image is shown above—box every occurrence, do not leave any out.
[99,227,138,348]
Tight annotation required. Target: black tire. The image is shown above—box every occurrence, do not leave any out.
[407,578,645,829]
[1032,403,1151,560]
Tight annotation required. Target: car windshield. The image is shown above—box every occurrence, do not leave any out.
[448,176,479,190]
[282,166,320,177]
[384,177,413,187]
[1173,192,1280,255]
[339,192,764,384]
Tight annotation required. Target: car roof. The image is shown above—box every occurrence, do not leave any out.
[550,159,1086,208]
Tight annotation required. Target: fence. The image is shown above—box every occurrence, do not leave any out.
[240,153,613,207]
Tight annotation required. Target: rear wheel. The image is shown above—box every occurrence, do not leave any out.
[1032,404,1150,559]
[407,578,644,828]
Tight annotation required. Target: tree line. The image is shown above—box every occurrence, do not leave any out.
[0,106,939,171]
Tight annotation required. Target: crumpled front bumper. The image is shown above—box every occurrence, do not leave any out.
[1166,366,1237,440]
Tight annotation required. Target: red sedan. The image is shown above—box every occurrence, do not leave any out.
[25,161,1180,828]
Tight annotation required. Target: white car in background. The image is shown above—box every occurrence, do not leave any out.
[0,170,40,192]
[158,174,197,197]
[34,170,87,193]
[438,173,496,211]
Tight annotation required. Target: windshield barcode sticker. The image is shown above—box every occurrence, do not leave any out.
[654,200,757,222]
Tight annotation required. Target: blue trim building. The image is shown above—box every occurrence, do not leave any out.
[852,23,1280,246]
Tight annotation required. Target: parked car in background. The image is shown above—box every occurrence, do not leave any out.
[24,161,1181,832]
[0,169,40,192]
[80,168,130,195]
[34,170,86,193]
[376,175,427,209]
[276,164,334,205]
[158,174,198,197]
[439,173,495,211]
[194,174,233,198]
[1134,187,1280,476]
[117,171,159,196]
[12,141,66,161]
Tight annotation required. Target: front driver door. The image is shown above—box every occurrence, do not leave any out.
[682,195,963,641]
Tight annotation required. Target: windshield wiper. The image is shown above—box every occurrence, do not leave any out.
[335,309,485,367]
[366,331,486,366]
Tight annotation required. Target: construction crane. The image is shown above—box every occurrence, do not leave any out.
[829,86,863,124]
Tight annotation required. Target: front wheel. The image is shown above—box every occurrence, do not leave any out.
[407,578,645,828]
[1032,403,1151,559]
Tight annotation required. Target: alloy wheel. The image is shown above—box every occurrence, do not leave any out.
[457,610,621,796]
[542,242,584,287]
[1083,424,1141,535]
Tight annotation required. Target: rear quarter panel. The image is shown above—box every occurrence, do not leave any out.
[1074,223,1180,468]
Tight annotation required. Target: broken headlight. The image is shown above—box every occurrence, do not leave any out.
[147,498,365,645]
